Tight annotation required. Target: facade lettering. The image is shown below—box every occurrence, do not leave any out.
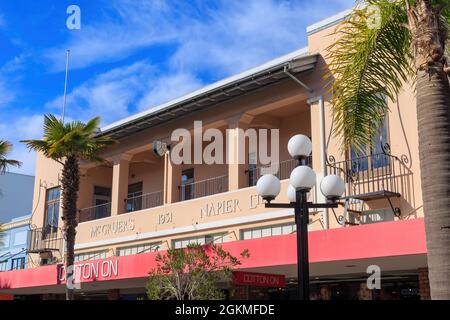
[90,218,135,239]
[200,199,241,219]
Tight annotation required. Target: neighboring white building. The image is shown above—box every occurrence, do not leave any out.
[0,172,35,223]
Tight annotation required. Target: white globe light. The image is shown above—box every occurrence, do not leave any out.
[256,174,281,201]
[290,166,316,190]
[320,175,345,199]
[287,184,297,203]
[288,135,312,159]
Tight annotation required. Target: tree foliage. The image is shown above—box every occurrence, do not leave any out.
[21,114,115,163]
[0,140,21,174]
[327,0,414,153]
[21,114,115,300]
[146,244,249,300]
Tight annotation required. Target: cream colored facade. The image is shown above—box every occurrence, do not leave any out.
[29,10,424,280]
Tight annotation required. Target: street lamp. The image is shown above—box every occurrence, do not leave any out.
[256,134,345,300]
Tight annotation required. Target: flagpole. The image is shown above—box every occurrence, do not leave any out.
[62,49,70,124]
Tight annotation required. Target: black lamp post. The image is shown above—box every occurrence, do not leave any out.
[256,135,345,300]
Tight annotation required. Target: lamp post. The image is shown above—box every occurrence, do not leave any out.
[256,135,345,300]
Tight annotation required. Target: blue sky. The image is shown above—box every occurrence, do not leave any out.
[0,0,354,175]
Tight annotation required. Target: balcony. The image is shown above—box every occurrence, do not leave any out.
[28,228,63,254]
[327,153,411,201]
[78,202,111,223]
[125,191,163,213]
[247,157,312,187]
[179,175,228,201]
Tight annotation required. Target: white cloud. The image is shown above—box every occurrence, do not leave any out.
[0,80,15,107]
[137,72,203,111]
[44,0,354,73]
[0,114,45,175]
[44,0,179,71]
[45,61,155,125]
[0,55,27,108]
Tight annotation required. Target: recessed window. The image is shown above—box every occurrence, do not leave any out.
[241,223,296,240]
[44,187,60,239]
[116,242,161,256]
[11,257,25,270]
[74,250,108,262]
[181,169,194,200]
[0,261,8,272]
[172,233,228,249]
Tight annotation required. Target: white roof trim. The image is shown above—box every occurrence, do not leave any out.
[100,47,309,132]
[307,9,352,35]
[1,216,30,230]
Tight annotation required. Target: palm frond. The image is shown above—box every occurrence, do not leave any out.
[326,0,413,153]
[0,140,22,173]
[21,114,116,162]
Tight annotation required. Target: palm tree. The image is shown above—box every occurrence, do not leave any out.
[327,0,450,299]
[0,140,21,174]
[22,114,115,300]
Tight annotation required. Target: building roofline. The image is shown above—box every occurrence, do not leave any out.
[1,215,31,230]
[306,9,352,36]
[99,47,313,137]
[0,172,35,179]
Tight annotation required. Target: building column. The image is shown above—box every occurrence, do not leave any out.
[164,152,182,204]
[227,116,250,191]
[308,96,329,229]
[111,154,132,216]
[418,267,431,300]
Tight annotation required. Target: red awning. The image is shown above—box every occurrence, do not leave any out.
[0,219,426,291]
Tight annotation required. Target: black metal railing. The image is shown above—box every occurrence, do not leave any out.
[78,202,111,223]
[28,227,63,253]
[247,156,312,187]
[327,153,412,199]
[125,191,163,213]
[179,175,228,201]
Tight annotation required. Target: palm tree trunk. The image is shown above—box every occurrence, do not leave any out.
[417,66,450,300]
[61,155,80,300]
[410,0,450,300]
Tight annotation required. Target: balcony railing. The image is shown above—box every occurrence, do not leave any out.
[126,191,163,213]
[247,156,312,187]
[28,227,63,254]
[179,175,228,201]
[327,153,412,200]
[78,202,111,223]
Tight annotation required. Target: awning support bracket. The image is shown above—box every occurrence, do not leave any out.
[284,66,313,93]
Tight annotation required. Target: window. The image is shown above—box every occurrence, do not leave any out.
[0,261,8,272]
[92,186,111,219]
[350,111,390,172]
[248,152,258,187]
[74,251,108,262]
[13,231,27,246]
[11,257,25,270]
[172,233,229,249]
[181,169,194,201]
[126,182,143,212]
[117,242,161,256]
[241,223,296,240]
[44,187,60,239]
[0,233,10,249]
